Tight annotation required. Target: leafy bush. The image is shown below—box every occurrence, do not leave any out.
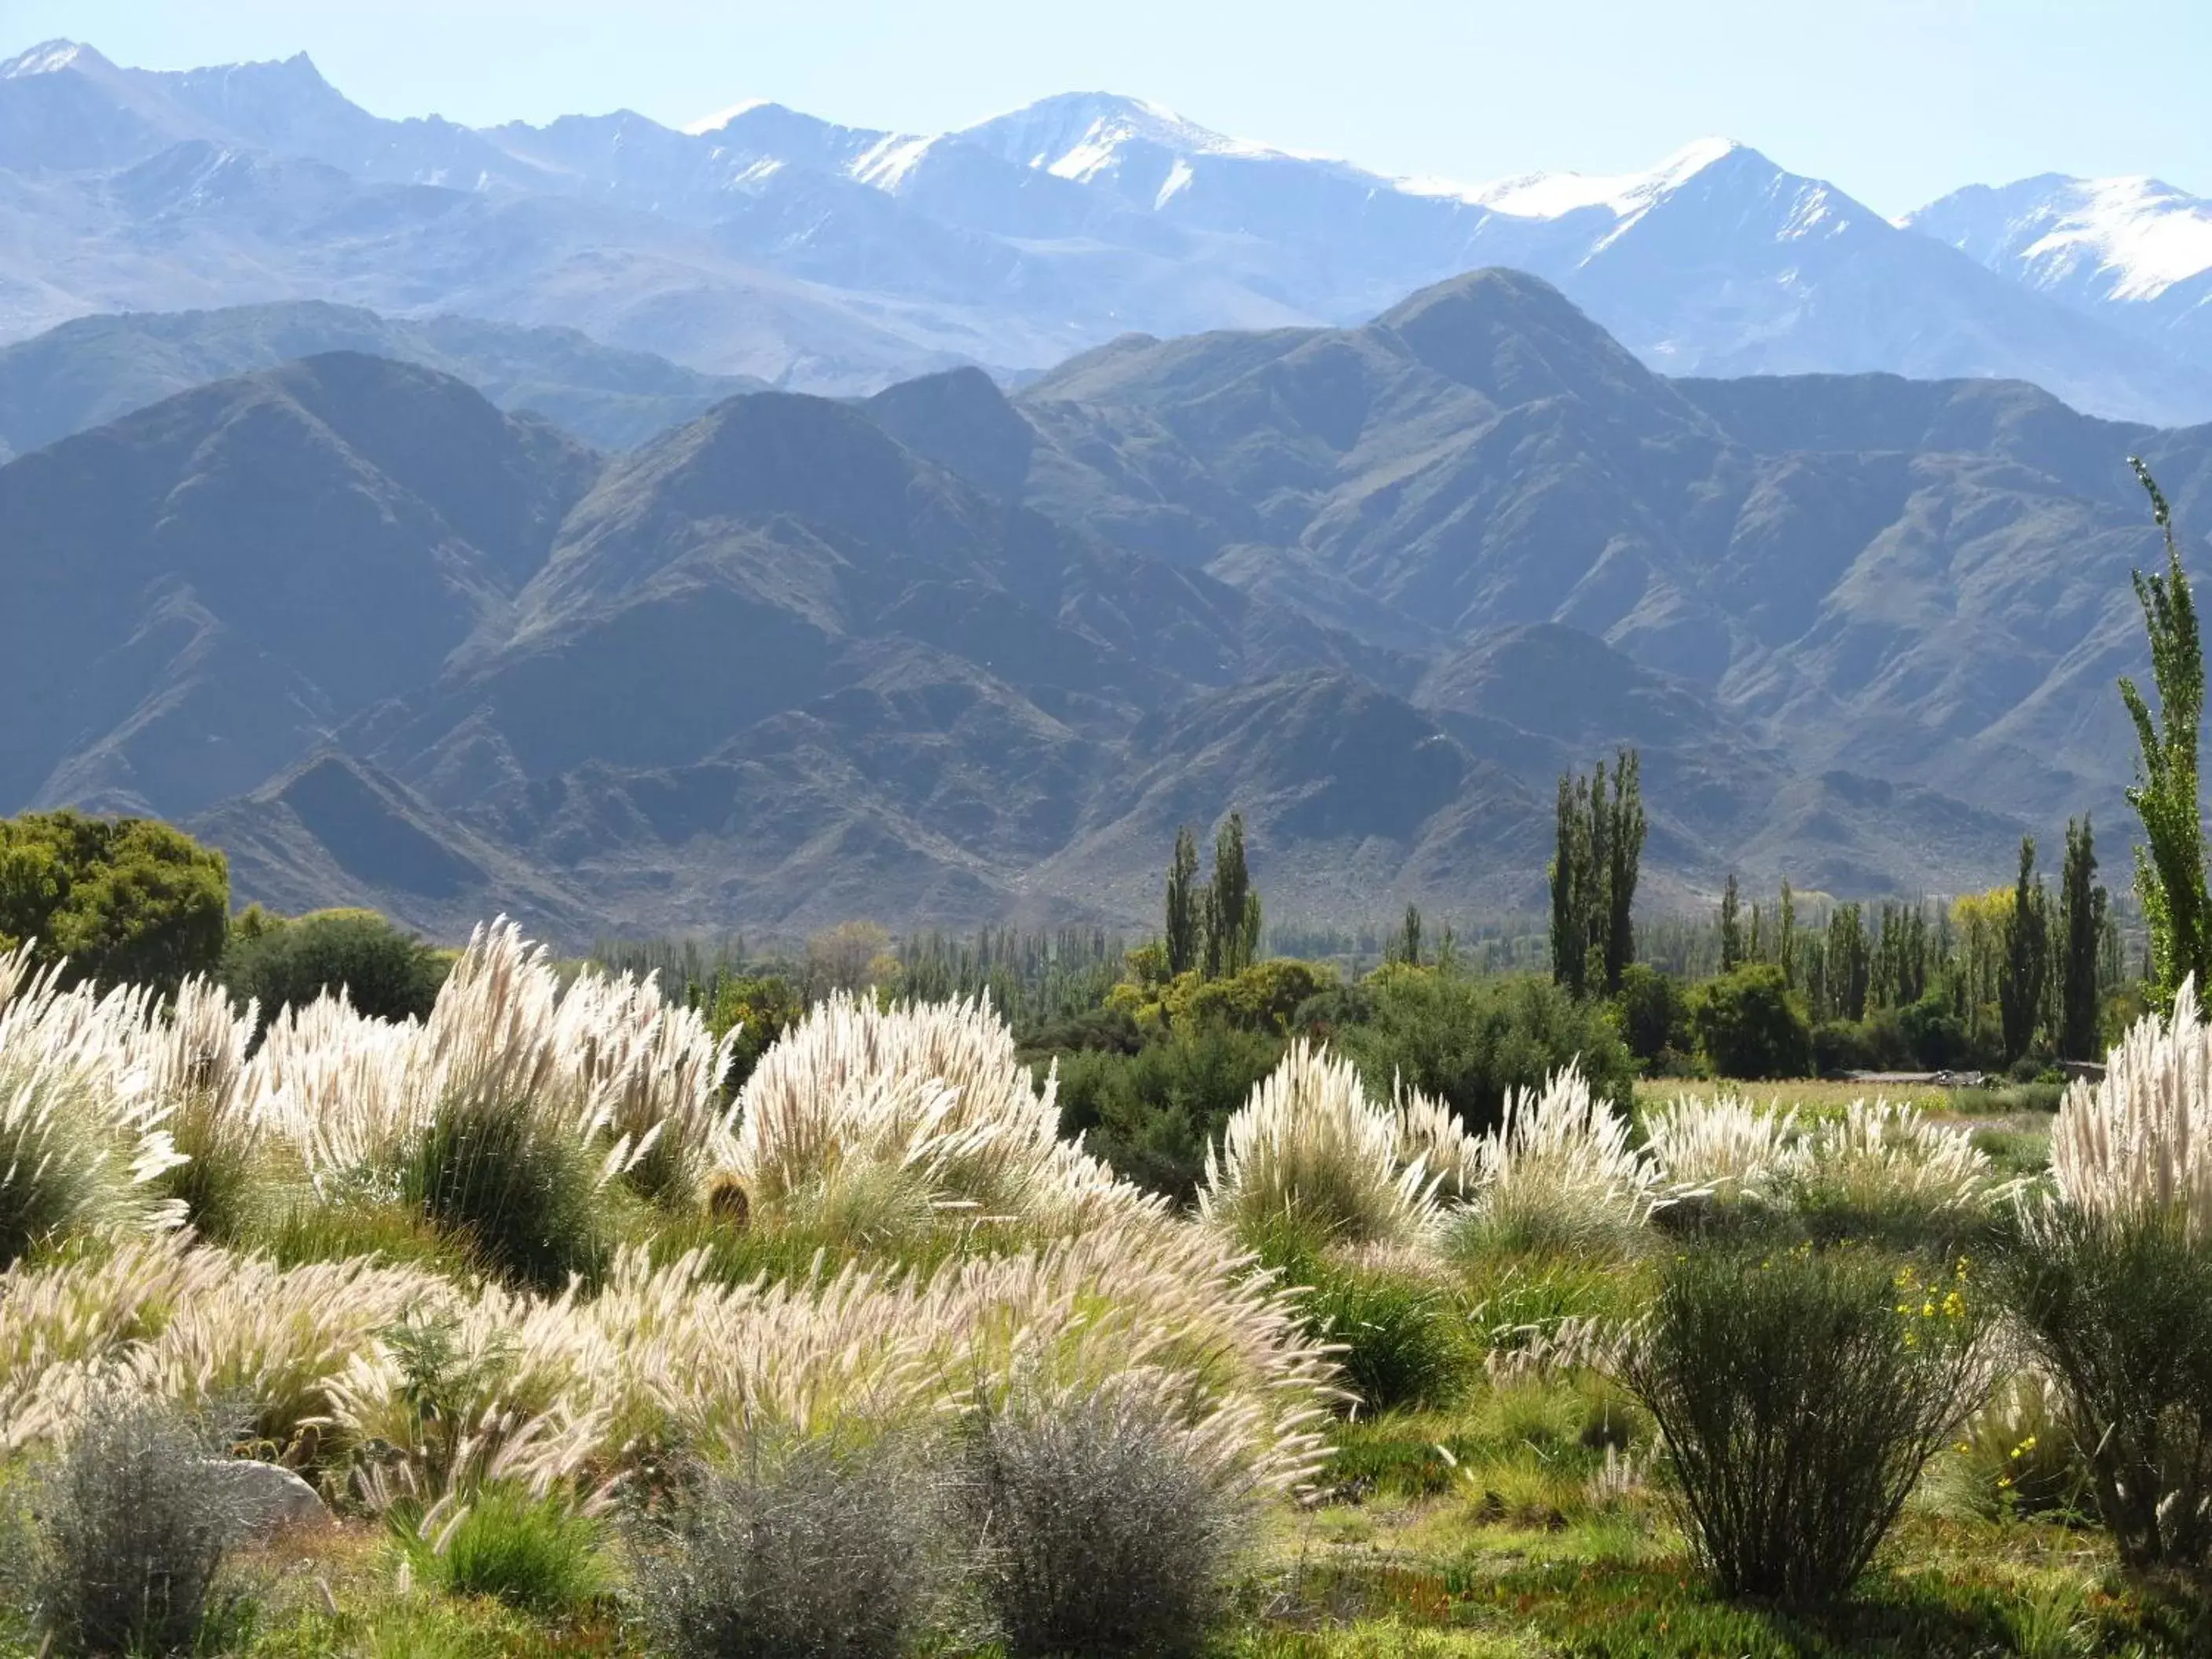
[1054,1024,1282,1201]
[401,1090,611,1290]
[1898,991,1974,1071]
[961,1380,1258,1657]
[1617,964,1690,1067]
[0,811,229,992]
[28,1395,253,1657]
[219,908,450,1026]
[407,1485,610,1613]
[1690,964,1813,1080]
[1111,958,1339,1036]
[1332,968,1635,1138]
[1994,1206,2212,1569]
[1297,1258,1470,1415]
[697,971,807,1093]
[1619,1247,1990,1605]
[632,1435,943,1659]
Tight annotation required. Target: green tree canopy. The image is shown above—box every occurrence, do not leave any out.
[0,811,229,991]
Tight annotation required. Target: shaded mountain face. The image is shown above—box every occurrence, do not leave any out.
[0,353,596,818]
[0,301,761,461]
[5,40,2211,422]
[0,272,2188,940]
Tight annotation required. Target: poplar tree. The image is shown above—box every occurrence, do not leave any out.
[1547,749,1645,998]
[1164,825,1202,976]
[1204,811,1262,978]
[1600,750,1645,994]
[2058,816,2109,1061]
[1999,837,2050,1064]
[1549,772,1592,996]
[2121,459,2212,1009]
[1719,874,1744,972]
[1828,903,1870,1021]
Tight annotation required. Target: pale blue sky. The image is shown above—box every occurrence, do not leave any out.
[5,0,2205,215]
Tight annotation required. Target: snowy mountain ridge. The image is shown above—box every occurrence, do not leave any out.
[5,37,2212,421]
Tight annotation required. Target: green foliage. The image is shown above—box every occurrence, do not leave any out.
[1205,811,1263,980]
[1621,1247,1990,1605]
[1333,967,1635,1137]
[27,1394,254,1657]
[961,1380,1257,1658]
[1689,964,1813,1080]
[406,1486,610,1614]
[1549,749,1646,998]
[400,1095,610,1291]
[1991,1205,2212,1570]
[219,908,451,1025]
[1111,957,1337,1036]
[1054,1024,1283,1200]
[1266,1236,1470,1415]
[2056,817,2108,1063]
[1166,824,1203,977]
[1998,838,2049,1066]
[1897,991,1971,1071]
[697,972,804,1093]
[2120,458,2212,1011]
[1616,962,1689,1068]
[0,811,229,991]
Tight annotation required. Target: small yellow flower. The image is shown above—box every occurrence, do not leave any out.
[1997,1475,2013,1489]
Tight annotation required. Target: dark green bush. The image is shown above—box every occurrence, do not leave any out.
[408,1485,609,1613]
[0,811,229,991]
[632,1435,941,1659]
[1620,1247,1989,1605]
[1898,992,1974,1071]
[1332,968,1635,1137]
[220,908,449,1025]
[1690,965,1814,1080]
[1617,964,1690,1067]
[401,1095,609,1291]
[1053,1024,1282,1202]
[1303,1265,1469,1415]
[1991,1207,2212,1570]
[961,1381,1257,1657]
[29,1395,254,1657]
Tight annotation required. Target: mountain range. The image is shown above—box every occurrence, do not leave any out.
[0,266,2191,941]
[10,38,2212,425]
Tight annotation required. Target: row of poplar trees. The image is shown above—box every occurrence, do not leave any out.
[1163,811,1264,980]
[1548,749,1646,999]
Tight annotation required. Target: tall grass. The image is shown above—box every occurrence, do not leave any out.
[1450,1065,1655,1257]
[1199,1042,1441,1249]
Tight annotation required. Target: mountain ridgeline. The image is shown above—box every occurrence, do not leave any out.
[0,269,2189,939]
[9,38,2212,424]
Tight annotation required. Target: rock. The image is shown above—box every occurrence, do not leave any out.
[200,1459,330,1537]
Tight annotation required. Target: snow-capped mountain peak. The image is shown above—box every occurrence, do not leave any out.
[1908,174,2212,305]
[956,90,1333,182]
[2,39,90,78]
[1407,137,1744,218]
[683,98,772,137]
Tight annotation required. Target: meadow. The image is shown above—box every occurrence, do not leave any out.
[0,914,2208,1658]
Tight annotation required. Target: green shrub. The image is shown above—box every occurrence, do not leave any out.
[1991,1206,2212,1570]
[1332,968,1635,1137]
[219,908,450,1025]
[961,1381,1257,1658]
[407,1485,609,1614]
[1620,1247,1990,1605]
[0,811,229,991]
[632,1435,943,1659]
[1690,965,1813,1081]
[1617,964,1689,1068]
[1898,992,1973,1071]
[1252,1222,1469,1413]
[1053,1024,1283,1201]
[28,1394,254,1657]
[697,972,806,1093]
[401,1095,610,1291]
